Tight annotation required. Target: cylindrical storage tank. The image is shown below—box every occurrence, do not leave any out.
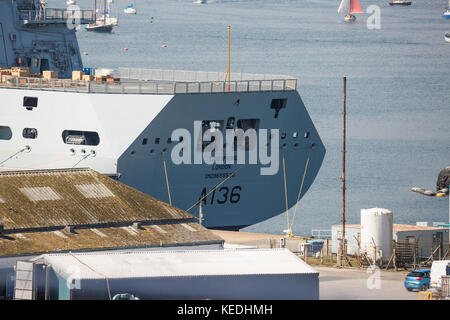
[360,208,393,263]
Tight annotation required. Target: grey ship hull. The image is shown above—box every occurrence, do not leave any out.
[0,85,325,230]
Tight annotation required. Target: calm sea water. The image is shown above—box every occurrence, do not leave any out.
[55,0,449,235]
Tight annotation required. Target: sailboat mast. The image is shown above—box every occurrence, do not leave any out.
[94,0,97,21]
[103,0,106,24]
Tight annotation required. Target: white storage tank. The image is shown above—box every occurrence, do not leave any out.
[360,208,393,263]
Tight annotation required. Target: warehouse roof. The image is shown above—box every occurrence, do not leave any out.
[0,222,223,257]
[0,168,192,232]
[33,248,318,280]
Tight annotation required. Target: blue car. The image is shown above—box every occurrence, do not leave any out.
[404,269,430,291]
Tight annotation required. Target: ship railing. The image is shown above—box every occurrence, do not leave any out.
[118,67,296,83]
[311,229,332,240]
[17,8,95,24]
[0,76,296,94]
[44,8,95,21]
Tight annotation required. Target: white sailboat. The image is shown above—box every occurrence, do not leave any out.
[338,0,363,22]
[96,0,118,26]
[443,0,450,19]
[86,0,114,32]
[124,2,137,14]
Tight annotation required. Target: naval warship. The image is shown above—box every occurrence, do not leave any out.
[0,0,325,230]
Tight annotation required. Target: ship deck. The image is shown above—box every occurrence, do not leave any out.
[0,68,297,95]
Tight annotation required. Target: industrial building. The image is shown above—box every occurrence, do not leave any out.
[0,168,320,300]
[0,168,224,299]
[333,223,449,255]
[22,249,319,300]
[332,207,449,264]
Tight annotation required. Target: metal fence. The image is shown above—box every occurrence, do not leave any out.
[346,240,450,269]
[118,67,296,82]
[0,73,297,95]
[442,276,450,299]
[311,229,332,240]
[17,9,95,23]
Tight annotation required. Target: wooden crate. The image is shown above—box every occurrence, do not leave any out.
[72,70,85,81]
[11,69,30,77]
[43,70,58,79]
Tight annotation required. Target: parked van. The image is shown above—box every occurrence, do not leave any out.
[430,260,450,289]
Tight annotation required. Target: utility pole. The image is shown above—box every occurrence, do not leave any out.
[340,76,347,267]
[227,25,231,92]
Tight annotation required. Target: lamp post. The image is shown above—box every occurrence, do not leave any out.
[436,186,450,250]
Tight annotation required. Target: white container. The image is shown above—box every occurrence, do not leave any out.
[360,208,393,262]
[430,260,450,289]
[95,68,114,77]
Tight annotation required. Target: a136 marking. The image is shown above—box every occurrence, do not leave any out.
[199,186,242,205]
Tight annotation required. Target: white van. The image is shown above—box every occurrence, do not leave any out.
[430,260,450,289]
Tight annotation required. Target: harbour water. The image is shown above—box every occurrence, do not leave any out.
[57,0,449,236]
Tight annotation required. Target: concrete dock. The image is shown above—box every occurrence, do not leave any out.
[317,266,416,300]
[211,230,418,300]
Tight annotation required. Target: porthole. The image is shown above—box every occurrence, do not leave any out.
[62,130,100,146]
[0,126,12,140]
[23,128,38,139]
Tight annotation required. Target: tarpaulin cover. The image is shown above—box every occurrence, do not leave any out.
[436,167,450,191]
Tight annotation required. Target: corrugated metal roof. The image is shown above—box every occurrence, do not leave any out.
[34,249,318,280]
[0,223,223,256]
[19,186,62,202]
[74,183,115,199]
[0,168,193,231]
